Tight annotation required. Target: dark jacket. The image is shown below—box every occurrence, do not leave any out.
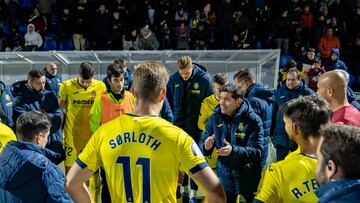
[347,87,360,111]
[199,100,264,197]
[167,63,213,140]
[0,81,14,128]
[244,83,275,167]
[323,48,348,71]
[103,68,133,91]
[160,97,173,123]
[11,81,63,157]
[316,179,360,203]
[0,141,71,203]
[44,69,62,96]
[271,81,314,147]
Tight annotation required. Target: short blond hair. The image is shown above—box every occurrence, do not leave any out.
[177,56,192,70]
[133,61,169,102]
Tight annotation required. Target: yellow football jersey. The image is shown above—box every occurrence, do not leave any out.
[59,78,106,166]
[0,123,16,153]
[255,153,319,203]
[77,114,208,203]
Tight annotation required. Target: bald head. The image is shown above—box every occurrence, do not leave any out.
[317,71,347,107]
[46,62,58,76]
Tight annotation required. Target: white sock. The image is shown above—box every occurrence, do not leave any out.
[190,189,197,199]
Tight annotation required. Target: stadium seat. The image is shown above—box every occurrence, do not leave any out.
[59,39,74,51]
[19,25,27,34]
[42,38,57,51]
[280,54,294,69]
[2,25,11,36]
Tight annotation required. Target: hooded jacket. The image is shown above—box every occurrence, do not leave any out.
[167,63,213,140]
[0,81,14,128]
[11,81,63,157]
[323,48,348,71]
[0,141,72,203]
[244,83,275,167]
[199,100,264,196]
[44,68,62,96]
[271,81,314,147]
[348,87,360,111]
[24,24,43,48]
[316,179,360,203]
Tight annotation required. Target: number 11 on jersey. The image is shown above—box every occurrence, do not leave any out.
[116,156,151,203]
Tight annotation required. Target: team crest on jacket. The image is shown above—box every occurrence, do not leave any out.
[91,91,97,97]
[193,83,199,89]
[235,123,246,139]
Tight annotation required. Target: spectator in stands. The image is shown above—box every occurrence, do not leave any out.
[23,24,43,51]
[123,28,139,50]
[205,11,218,49]
[313,15,328,44]
[230,27,250,49]
[323,48,347,71]
[72,3,88,51]
[93,4,111,50]
[3,25,24,52]
[345,36,360,90]
[28,7,47,39]
[174,5,189,25]
[109,10,127,50]
[0,81,14,128]
[348,7,360,41]
[191,21,209,50]
[19,0,37,24]
[90,64,135,203]
[158,21,172,50]
[12,70,63,158]
[175,22,190,50]
[0,122,16,153]
[190,10,205,30]
[138,25,159,50]
[271,68,314,161]
[317,71,360,126]
[272,9,292,55]
[318,27,341,59]
[316,125,360,202]
[234,69,276,168]
[255,7,272,49]
[305,57,326,91]
[254,95,330,203]
[218,0,234,49]
[167,56,213,201]
[278,60,298,86]
[0,111,71,203]
[297,47,316,71]
[199,83,264,202]
[38,0,55,23]
[299,5,314,46]
[59,7,73,43]
[44,62,62,96]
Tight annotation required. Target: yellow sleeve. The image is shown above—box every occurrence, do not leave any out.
[89,96,102,134]
[198,100,208,131]
[255,164,281,202]
[76,129,102,172]
[178,131,208,174]
[59,82,67,101]
[0,123,17,153]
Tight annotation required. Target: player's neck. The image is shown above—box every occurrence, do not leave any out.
[331,97,349,112]
[299,136,319,156]
[132,99,162,117]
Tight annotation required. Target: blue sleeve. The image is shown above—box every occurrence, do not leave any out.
[199,115,215,156]
[43,167,73,203]
[160,97,173,123]
[46,94,62,134]
[204,74,213,97]
[270,94,279,138]
[1,86,14,128]
[231,115,264,163]
[166,79,174,111]
[12,97,29,125]
[127,73,133,90]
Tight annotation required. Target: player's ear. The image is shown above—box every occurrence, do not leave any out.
[158,87,166,101]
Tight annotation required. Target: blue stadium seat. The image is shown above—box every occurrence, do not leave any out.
[280,54,294,69]
[19,25,27,34]
[59,39,74,51]
[2,25,11,36]
[42,39,57,51]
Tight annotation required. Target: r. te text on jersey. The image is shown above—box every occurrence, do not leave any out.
[109,132,161,151]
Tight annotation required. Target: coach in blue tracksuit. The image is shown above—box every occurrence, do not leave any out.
[199,83,264,203]
[0,111,72,203]
[44,62,62,96]
[11,70,63,159]
[234,69,275,168]
[167,56,212,200]
[0,81,14,128]
[271,68,314,161]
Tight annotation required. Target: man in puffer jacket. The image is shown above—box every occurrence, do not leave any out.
[11,70,63,159]
[323,48,348,72]
[0,81,14,128]
[199,83,264,203]
[0,111,72,203]
[23,24,43,51]
[234,69,275,168]
[271,68,314,161]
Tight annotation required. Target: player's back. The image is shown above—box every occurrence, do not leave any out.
[82,114,206,203]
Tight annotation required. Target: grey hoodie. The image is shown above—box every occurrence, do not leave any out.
[24,24,43,48]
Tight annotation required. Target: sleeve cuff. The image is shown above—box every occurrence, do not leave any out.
[75,158,87,169]
[189,162,208,174]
